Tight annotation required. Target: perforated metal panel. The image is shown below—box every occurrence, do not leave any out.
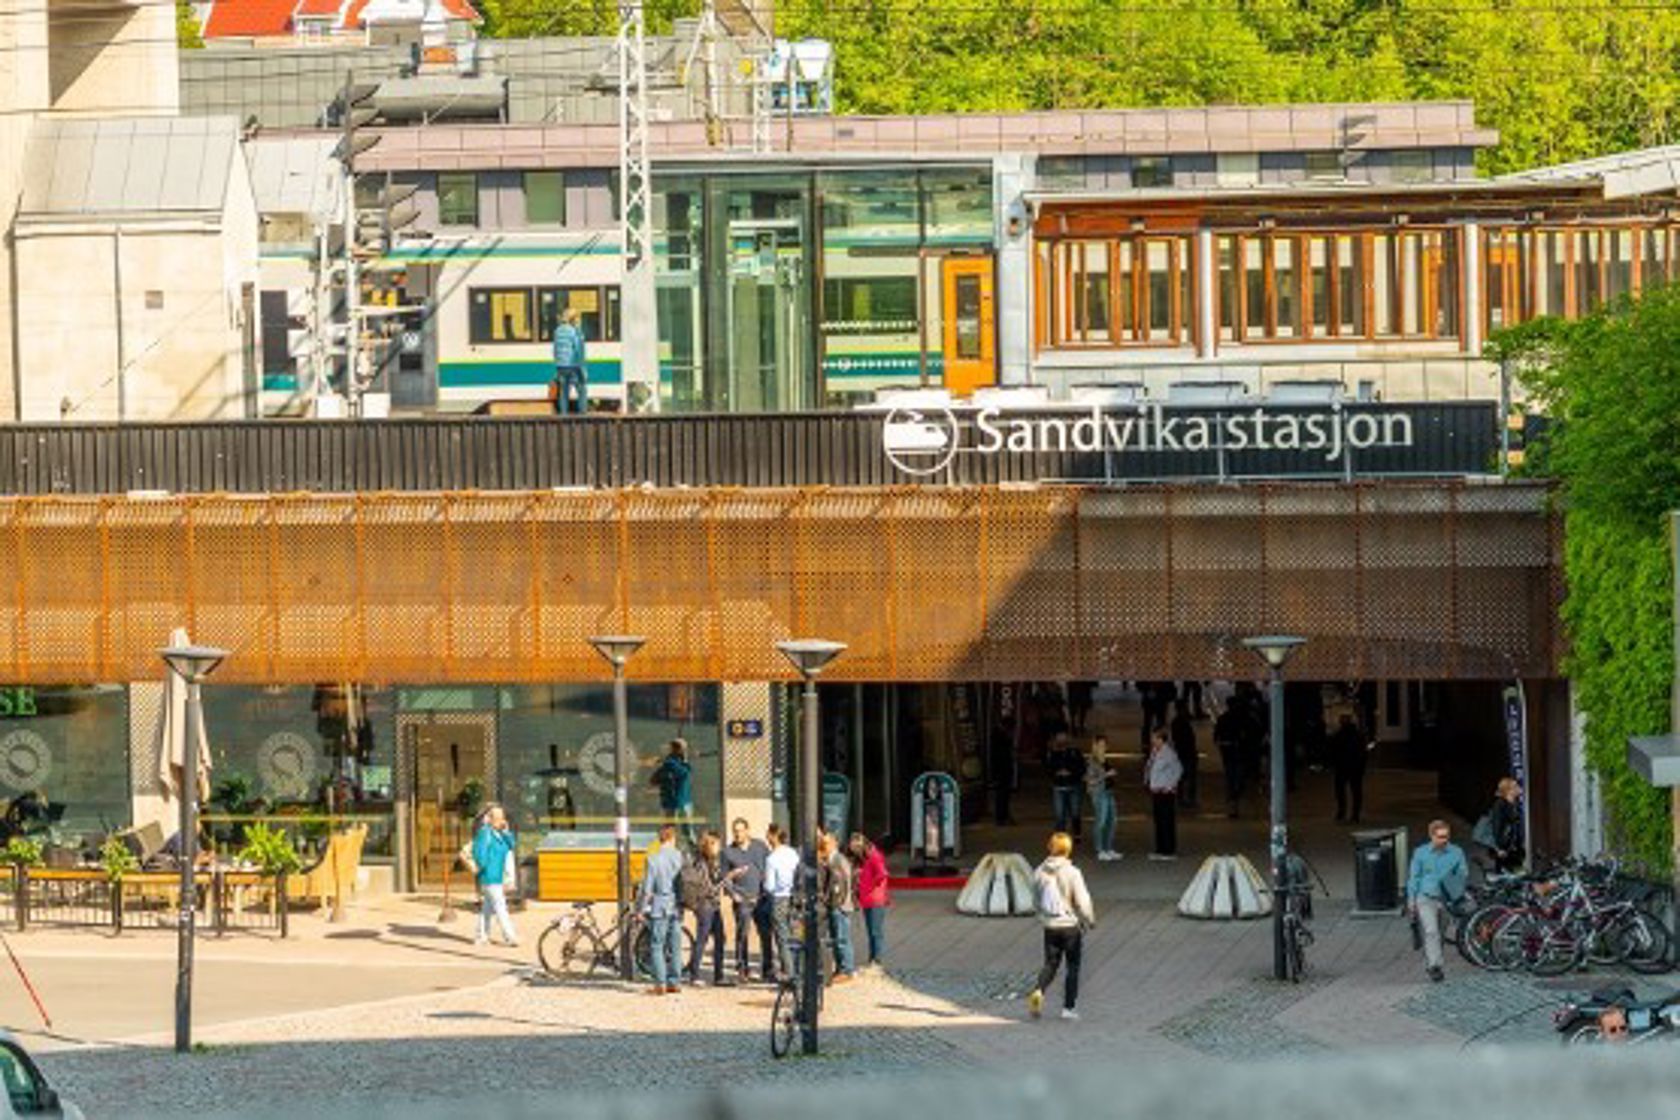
[0,482,1561,684]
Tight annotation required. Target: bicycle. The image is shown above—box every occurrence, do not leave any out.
[1278,851,1326,984]
[1485,858,1673,976]
[536,901,695,980]
[770,896,825,1059]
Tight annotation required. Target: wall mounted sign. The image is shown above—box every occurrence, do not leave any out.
[727,718,765,740]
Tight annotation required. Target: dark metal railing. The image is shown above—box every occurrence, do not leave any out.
[0,866,289,937]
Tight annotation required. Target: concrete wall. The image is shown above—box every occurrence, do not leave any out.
[15,221,253,421]
[0,0,52,421]
[47,0,178,116]
[1030,352,1503,404]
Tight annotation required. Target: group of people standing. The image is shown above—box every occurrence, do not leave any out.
[636,818,891,995]
[1044,727,1192,863]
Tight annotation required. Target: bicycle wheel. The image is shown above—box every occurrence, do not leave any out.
[1528,919,1586,977]
[1459,905,1511,970]
[1564,1023,1605,1046]
[1281,916,1303,983]
[1488,912,1541,972]
[770,983,799,1059]
[538,923,596,977]
[632,924,654,978]
[1610,909,1673,974]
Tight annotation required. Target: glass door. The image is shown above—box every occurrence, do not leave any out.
[940,256,996,396]
[401,714,494,888]
[725,214,812,411]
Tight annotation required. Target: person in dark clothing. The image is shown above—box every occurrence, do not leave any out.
[989,727,1018,826]
[1066,680,1096,735]
[1488,778,1526,872]
[721,817,773,981]
[1047,735,1086,837]
[1328,713,1369,823]
[1170,702,1199,811]
[1181,680,1206,719]
[684,831,728,985]
[1214,704,1245,819]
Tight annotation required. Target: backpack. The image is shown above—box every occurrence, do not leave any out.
[1036,867,1070,919]
[1471,812,1496,849]
[679,855,712,911]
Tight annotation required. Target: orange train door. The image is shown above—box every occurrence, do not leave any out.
[941,257,996,397]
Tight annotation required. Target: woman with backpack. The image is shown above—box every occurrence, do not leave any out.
[1026,831,1095,1021]
[1144,728,1183,861]
[1477,778,1525,873]
[683,830,727,985]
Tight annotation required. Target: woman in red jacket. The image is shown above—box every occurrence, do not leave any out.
[848,832,891,967]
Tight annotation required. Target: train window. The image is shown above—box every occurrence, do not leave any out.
[537,286,621,342]
[469,288,535,344]
[438,173,480,227]
[524,172,566,226]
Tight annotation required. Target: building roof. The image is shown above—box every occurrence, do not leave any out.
[246,133,343,223]
[344,0,479,28]
[1499,145,1680,200]
[202,0,299,38]
[17,116,242,221]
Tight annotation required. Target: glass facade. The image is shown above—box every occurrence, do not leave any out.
[0,685,128,845]
[654,167,997,412]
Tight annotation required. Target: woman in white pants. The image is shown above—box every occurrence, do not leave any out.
[471,804,519,946]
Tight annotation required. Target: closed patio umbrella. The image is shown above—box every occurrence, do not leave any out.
[156,627,213,810]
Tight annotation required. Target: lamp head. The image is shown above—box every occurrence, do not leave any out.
[159,644,230,683]
[1240,635,1307,671]
[588,635,647,667]
[775,638,847,679]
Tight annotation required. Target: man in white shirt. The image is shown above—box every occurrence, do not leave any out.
[763,823,802,983]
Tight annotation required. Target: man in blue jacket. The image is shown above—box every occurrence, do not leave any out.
[1406,818,1468,982]
[550,307,587,415]
[639,823,685,994]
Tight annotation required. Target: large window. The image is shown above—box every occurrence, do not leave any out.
[1483,224,1678,333]
[823,276,918,333]
[470,286,621,345]
[0,685,128,843]
[1041,235,1195,347]
[524,171,566,226]
[1215,229,1458,343]
[437,172,479,226]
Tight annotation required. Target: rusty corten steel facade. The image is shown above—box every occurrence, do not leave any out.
[0,404,1496,495]
[0,481,1559,685]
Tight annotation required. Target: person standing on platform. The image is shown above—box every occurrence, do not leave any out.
[818,832,857,984]
[1487,778,1526,873]
[1047,734,1086,838]
[1085,737,1120,861]
[683,830,727,986]
[549,307,588,415]
[721,817,772,982]
[1171,702,1199,812]
[1144,729,1183,861]
[849,832,891,966]
[1025,831,1096,1022]
[1329,713,1370,824]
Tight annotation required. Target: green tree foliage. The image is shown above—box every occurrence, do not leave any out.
[1492,290,1680,869]
[177,0,203,49]
[480,0,699,38]
[759,0,1680,173]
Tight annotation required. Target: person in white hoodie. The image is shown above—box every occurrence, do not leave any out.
[1026,832,1096,1022]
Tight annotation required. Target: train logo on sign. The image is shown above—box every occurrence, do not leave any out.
[882,407,961,476]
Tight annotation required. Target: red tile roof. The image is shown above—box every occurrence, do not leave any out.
[201,0,299,37]
[342,0,481,28]
[293,0,343,16]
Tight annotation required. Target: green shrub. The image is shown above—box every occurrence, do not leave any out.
[1,837,43,868]
[236,823,302,877]
[99,836,140,882]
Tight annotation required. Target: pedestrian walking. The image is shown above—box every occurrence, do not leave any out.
[550,307,588,415]
[1406,819,1468,983]
[989,727,1018,826]
[1067,680,1096,735]
[763,823,801,983]
[818,832,857,983]
[1329,713,1370,824]
[651,738,696,847]
[1171,701,1199,811]
[469,804,519,947]
[1025,831,1096,1022]
[1214,702,1245,820]
[683,830,727,986]
[1047,733,1086,838]
[848,832,890,966]
[1144,729,1183,861]
[1084,736,1120,861]
[639,823,686,994]
[721,817,773,981]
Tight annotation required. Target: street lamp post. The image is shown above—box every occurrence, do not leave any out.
[159,642,229,1054]
[589,634,646,980]
[1241,634,1306,982]
[775,638,846,1057]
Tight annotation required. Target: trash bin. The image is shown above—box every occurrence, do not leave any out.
[1352,828,1402,914]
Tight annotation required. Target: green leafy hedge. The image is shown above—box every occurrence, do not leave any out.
[1493,287,1680,870]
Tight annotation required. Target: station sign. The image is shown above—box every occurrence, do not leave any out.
[727,718,765,740]
[880,401,1493,482]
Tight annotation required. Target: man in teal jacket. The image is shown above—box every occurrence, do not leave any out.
[550,307,588,415]
[1406,818,1468,982]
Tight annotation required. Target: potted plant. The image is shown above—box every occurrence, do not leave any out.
[236,822,302,922]
[2,836,43,870]
[209,775,260,848]
[99,836,139,883]
[457,778,486,822]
